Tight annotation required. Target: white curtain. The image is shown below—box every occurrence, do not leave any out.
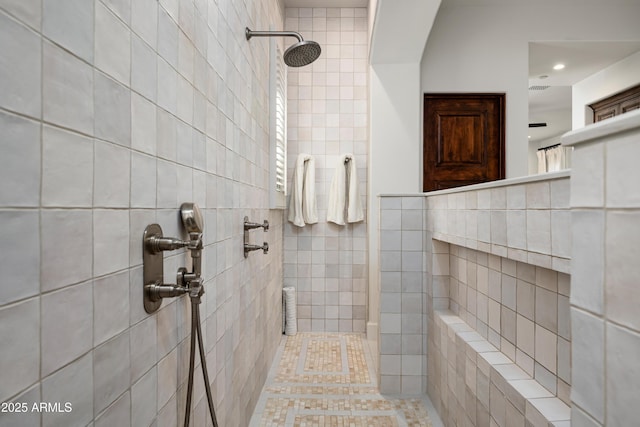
[537,150,547,174]
[537,145,571,173]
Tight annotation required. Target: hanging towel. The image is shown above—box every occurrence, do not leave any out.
[287,153,318,227]
[327,153,364,225]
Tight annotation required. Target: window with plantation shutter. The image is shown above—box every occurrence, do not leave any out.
[270,39,287,209]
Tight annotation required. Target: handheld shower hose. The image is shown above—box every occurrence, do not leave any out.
[179,203,218,427]
[184,281,218,427]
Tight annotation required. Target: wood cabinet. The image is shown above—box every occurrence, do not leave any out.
[590,83,640,123]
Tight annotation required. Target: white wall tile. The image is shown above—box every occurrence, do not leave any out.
[606,132,640,208]
[526,210,551,254]
[95,2,130,84]
[0,0,42,29]
[94,331,130,414]
[131,93,157,155]
[94,72,131,147]
[157,6,178,68]
[43,41,93,133]
[571,210,604,314]
[605,210,640,331]
[93,209,130,276]
[535,287,558,334]
[571,307,604,423]
[42,126,93,207]
[507,210,526,250]
[571,406,601,427]
[0,12,41,117]
[42,0,93,62]
[131,152,157,208]
[516,314,534,357]
[0,112,41,207]
[94,271,129,346]
[0,384,41,426]
[131,34,158,102]
[0,298,40,402]
[571,142,604,208]
[94,141,131,207]
[526,182,550,209]
[95,391,130,427]
[0,210,40,304]
[491,210,507,246]
[131,0,157,48]
[157,58,178,115]
[41,353,93,427]
[101,0,130,25]
[550,178,570,209]
[507,185,526,210]
[41,282,93,377]
[0,1,286,426]
[550,210,571,258]
[491,187,506,209]
[534,325,556,373]
[606,323,640,427]
[131,367,157,427]
[41,209,93,291]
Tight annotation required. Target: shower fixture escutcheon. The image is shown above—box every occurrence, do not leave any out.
[143,203,204,314]
[245,27,321,67]
[243,216,269,257]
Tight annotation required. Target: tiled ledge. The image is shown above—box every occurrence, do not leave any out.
[378,173,572,273]
[562,108,640,146]
[431,310,570,427]
[378,170,571,199]
[426,175,572,274]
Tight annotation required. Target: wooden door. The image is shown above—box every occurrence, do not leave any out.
[423,94,505,192]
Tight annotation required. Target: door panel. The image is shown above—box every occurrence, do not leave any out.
[423,94,505,192]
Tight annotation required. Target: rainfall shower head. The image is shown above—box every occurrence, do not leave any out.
[245,27,321,67]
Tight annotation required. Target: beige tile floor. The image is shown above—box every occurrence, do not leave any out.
[250,333,441,427]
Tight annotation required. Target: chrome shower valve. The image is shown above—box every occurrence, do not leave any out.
[142,203,206,314]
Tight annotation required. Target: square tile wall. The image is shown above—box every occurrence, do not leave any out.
[378,196,428,394]
[0,1,285,426]
[427,176,571,274]
[447,245,571,403]
[566,112,640,427]
[284,7,369,333]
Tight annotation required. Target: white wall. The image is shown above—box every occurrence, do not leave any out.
[367,0,441,339]
[368,63,423,334]
[421,0,640,179]
[573,50,640,129]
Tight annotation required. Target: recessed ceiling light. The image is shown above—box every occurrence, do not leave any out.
[553,63,565,70]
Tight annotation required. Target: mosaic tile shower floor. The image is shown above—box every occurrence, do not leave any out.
[250,333,439,427]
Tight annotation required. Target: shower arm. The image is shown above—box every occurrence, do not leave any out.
[245,27,303,42]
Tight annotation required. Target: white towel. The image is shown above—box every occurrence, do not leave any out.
[327,154,364,225]
[287,153,318,227]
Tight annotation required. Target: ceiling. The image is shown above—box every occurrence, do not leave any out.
[528,41,640,143]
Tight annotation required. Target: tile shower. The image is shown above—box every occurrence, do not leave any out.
[0,0,286,425]
[284,7,369,333]
[379,174,574,426]
[377,111,640,427]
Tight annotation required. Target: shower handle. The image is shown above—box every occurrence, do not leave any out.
[146,281,188,302]
[146,235,190,253]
